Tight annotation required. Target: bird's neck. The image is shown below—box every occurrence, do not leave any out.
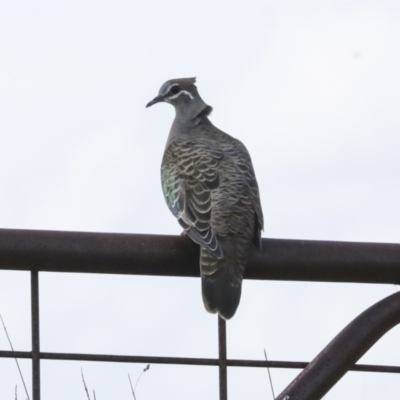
[175,95,210,121]
[165,100,212,149]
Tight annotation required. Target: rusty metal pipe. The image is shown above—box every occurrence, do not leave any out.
[31,271,40,400]
[0,229,400,284]
[275,291,400,400]
[218,316,228,400]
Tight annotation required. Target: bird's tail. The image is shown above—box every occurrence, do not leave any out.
[200,247,244,320]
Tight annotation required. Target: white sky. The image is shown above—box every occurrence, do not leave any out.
[0,1,400,399]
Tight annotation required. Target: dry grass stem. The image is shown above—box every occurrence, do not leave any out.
[0,313,31,400]
[129,364,150,399]
[81,368,92,400]
[264,349,276,399]
[128,373,137,400]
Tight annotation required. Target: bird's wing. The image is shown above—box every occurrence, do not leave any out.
[162,139,224,258]
[225,138,264,248]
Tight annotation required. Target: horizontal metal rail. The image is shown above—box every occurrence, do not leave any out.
[1,350,400,373]
[0,228,400,284]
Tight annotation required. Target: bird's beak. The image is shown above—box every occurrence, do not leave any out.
[146,95,164,108]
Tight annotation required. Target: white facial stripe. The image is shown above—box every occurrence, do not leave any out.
[169,90,194,100]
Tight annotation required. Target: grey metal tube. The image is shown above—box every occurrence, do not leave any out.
[275,291,400,400]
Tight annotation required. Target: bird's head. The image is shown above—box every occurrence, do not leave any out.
[146,77,212,120]
[146,77,197,108]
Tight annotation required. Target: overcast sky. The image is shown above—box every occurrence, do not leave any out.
[1,1,400,399]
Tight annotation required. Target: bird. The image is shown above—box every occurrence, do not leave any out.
[146,77,263,319]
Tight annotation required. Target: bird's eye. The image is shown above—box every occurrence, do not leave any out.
[169,85,181,95]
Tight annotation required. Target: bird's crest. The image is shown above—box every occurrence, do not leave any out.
[159,77,197,96]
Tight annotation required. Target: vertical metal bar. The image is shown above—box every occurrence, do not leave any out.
[218,316,227,400]
[31,271,40,400]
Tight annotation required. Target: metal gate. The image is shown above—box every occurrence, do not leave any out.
[0,228,400,399]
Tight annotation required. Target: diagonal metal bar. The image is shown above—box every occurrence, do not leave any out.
[0,229,399,284]
[276,291,400,400]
